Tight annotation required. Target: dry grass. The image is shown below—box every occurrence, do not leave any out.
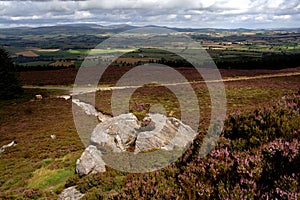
[0,89,84,198]
[49,60,75,67]
[35,49,60,52]
[116,57,158,64]
[15,51,39,57]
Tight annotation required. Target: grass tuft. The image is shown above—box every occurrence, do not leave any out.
[28,168,74,193]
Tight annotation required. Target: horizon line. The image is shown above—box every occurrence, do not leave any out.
[0,23,299,31]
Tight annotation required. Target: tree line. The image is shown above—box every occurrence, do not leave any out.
[0,47,23,99]
[112,53,300,70]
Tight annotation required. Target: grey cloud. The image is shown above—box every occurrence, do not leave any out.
[0,0,299,28]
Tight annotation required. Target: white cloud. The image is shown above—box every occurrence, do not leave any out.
[184,15,192,19]
[73,11,93,19]
[0,0,299,28]
[167,14,177,19]
[267,0,285,8]
[273,15,291,20]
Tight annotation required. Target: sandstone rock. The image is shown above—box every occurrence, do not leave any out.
[169,110,175,117]
[35,94,42,100]
[77,113,196,175]
[58,186,84,200]
[97,112,111,123]
[90,113,139,152]
[134,114,197,153]
[72,99,111,122]
[90,113,196,154]
[76,145,106,176]
[72,99,99,116]
[57,95,71,100]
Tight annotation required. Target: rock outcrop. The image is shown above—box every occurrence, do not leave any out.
[76,113,196,176]
[76,145,106,177]
[90,113,139,152]
[134,114,196,153]
[72,98,111,122]
[72,99,100,116]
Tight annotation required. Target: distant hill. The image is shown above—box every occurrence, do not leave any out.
[0,24,138,36]
[0,24,299,37]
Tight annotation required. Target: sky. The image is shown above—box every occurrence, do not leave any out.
[0,0,299,29]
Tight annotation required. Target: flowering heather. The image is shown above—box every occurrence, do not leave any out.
[73,94,300,199]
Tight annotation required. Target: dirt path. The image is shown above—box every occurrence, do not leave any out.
[23,85,73,91]
[23,71,300,94]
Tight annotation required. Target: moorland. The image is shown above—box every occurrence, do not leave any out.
[0,24,299,199]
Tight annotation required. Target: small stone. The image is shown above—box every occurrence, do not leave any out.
[35,94,43,100]
[57,95,71,100]
[58,186,84,200]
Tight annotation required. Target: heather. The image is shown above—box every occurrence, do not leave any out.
[1,81,299,199]
[73,93,300,199]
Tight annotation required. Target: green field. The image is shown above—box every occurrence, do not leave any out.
[2,28,299,70]
[19,61,52,66]
[68,48,136,55]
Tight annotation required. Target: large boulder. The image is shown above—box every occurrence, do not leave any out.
[75,145,106,176]
[134,114,197,153]
[90,113,139,152]
[76,113,196,175]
